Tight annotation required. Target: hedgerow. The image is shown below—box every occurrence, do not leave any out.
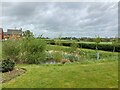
[47,41,120,52]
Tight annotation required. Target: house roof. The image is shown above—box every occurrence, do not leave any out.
[7,29,22,35]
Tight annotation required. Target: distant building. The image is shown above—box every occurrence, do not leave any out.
[0,28,4,40]
[4,28,23,40]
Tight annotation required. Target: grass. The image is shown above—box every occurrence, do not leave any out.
[46,45,118,60]
[53,40,112,44]
[2,60,118,88]
[1,43,118,88]
[80,41,112,44]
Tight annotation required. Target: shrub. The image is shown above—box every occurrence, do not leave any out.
[70,41,78,53]
[0,59,15,72]
[63,54,79,62]
[55,39,62,46]
[45,51,54,61]
[52,52,63,62]
[2,40,20,62]
[19,38,47,64]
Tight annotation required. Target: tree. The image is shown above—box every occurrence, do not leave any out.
[23,30,34,39]
[111,38,118,52]
[37,33,44,39]
[94,36,101,60]
[70,40,78,54]
[55,33,62,46]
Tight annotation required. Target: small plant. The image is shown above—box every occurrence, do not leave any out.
[63,54,79,62]
[53,52,63,62]
[0,59,15,72]
[45,51,54,61]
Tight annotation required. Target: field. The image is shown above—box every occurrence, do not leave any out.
[79,41,112,44]
[1,43,118,88]
[49,39,113,44]
[46,45,118,61]
[46,39,120,52]
[2,60,118,88]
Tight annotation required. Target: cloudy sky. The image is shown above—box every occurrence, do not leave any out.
[1,2,118,38]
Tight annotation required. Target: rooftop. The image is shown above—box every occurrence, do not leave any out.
[7,29,22,35]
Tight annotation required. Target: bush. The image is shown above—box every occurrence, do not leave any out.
[0,59,15,72]
[3,38,47,64]
[63,54,79,62]
[45,51,54,61]
[19,38,47,64]
[70,41,78,53]
[52,52,63,62]
[2,40,20,62]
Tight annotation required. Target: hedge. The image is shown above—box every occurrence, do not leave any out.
[47,41,120,52]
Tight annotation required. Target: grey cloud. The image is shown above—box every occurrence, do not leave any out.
[1,2,118,38]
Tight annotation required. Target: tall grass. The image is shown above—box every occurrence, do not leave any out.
[2,38,47,64]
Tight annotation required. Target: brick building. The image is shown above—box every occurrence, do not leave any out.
[4,28,22,40]
[0,28,4,40]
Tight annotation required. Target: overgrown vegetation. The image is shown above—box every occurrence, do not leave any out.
[2,38,47,64]
[3,37,118,65]
[19,38,47,64]
[1,33,118,88]
[46,45,118,61]
[0,59,15,72]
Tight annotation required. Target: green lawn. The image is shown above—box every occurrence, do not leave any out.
[2,60,118,88]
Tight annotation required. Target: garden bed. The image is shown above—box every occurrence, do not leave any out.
[1,68,26,83]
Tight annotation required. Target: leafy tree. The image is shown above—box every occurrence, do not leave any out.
[55,34,62,46]
[70,40,78,54]
[23,30,34,39]
[111,38,118,52]
[37,33,44,39]
[94,36,101,60]
[95,36,101,50]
